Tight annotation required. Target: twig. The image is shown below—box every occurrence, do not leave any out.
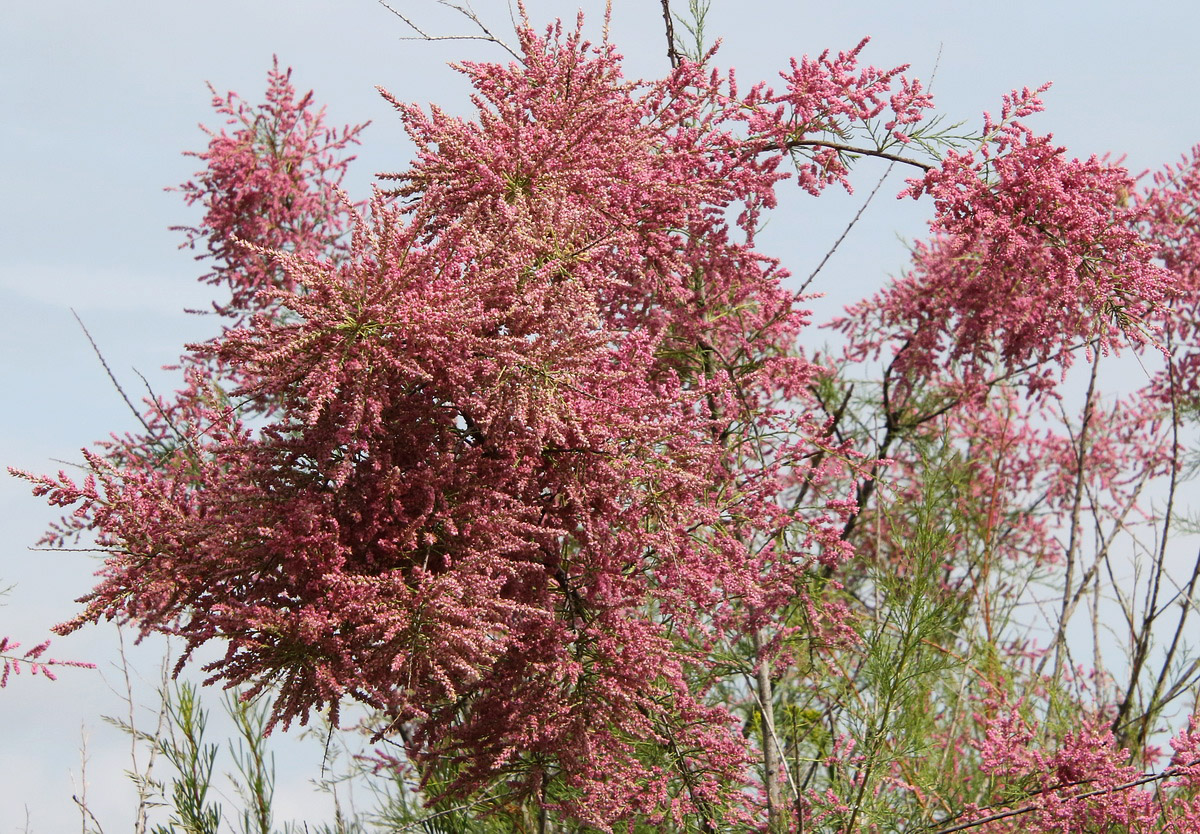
[770,138,933,172]
[1037,353,1101,680]
[659,0,681,69]
[799,161,894,293]
[395,792,519,832]
[376,0,520,61]
[71,309,154,438]
[73,726,107,834]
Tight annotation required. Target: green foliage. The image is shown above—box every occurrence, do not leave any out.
[153,683,223,834]
[672,0,713,62]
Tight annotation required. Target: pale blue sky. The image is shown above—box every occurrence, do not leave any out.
[4,1,1200,829]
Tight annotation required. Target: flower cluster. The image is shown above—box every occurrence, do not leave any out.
[968,701,1159,833]
[1140,143,1200,402]
[15,21,880,830]
[737,36,933,194]
[174,58,367,323]
[840,87,1174,396]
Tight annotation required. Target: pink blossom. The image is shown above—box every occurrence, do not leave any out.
[173,58,367,324]
[839,87,1174,397]
[0,636,93,687]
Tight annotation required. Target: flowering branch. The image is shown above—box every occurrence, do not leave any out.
[0,637,94,687]
[928,758,1200,834]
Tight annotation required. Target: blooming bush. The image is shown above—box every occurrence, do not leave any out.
[11,4,1200,832]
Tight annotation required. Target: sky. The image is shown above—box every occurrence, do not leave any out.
[4,0,1200,830]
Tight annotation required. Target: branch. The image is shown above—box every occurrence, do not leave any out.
[659,0,682,69]
[396,791,520,832]
[800,161,895,293]
[927,758,1200,834]
[768,137,934,173]
[376,0,521,61]
[72,309,155,439]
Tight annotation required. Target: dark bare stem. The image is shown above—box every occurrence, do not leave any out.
[376,0,521,61]
[1141,546,1200,723]
[766,138,934,172]
[659,0,681,69]
[71,309,154,438]
[1116,351,1187,749]
[537,778,549,834]
[1039,353,1100,680]
[396,793,521,832]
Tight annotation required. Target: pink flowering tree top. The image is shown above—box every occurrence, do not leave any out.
[18,19,905,828]
[14,6,1200,833]
[838,86,1173,399]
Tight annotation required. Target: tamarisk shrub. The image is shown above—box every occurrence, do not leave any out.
[805,40,1200,834]
[13,6,1200,832]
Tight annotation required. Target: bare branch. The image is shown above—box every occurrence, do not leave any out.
[659,0,682,69]
[800,161,895,293]
[774,138,934,172]
[72,309,154,439]
[376,0,521,61]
